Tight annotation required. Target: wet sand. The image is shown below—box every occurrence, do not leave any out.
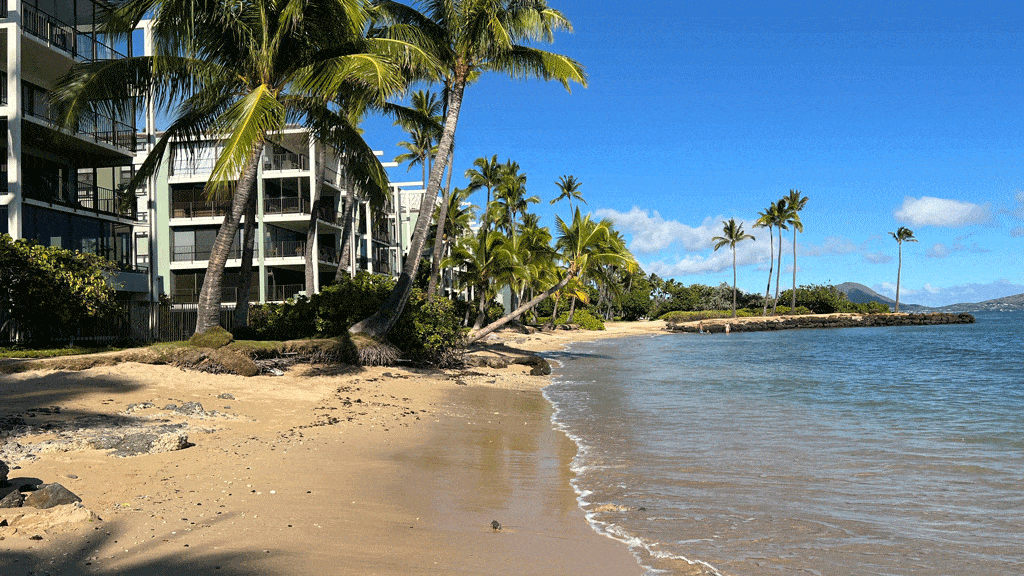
[1,322,667,575]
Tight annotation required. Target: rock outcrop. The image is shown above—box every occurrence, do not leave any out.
[667,313,975,333]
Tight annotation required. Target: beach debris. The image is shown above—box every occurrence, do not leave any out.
[24,483,81,509]
[218,393,236,400]
[491,520,501,531]
[124,402,155,414]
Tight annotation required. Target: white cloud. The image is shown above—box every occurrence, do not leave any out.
[894,196,993,227]
[801,236,858,257]
[595,207,749,254]
[925,241,990,258]
[863,252,892,264]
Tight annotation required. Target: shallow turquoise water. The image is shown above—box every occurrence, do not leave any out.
[545,312,1024,575]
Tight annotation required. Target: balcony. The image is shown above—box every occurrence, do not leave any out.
[267,284,304,302]
[23,180,136,220]
[264,240,304,259]
[22,81,136,151]
[264,152,309,172]
[264,196,311,216]
[171,245,246,263]
[172,200,232,219]
[263,240,338,264]
[21,2,127,62]
[173,286,254,305]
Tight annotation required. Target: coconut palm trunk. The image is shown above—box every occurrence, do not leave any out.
[195,140,264,334]
[773,227,783,315]
[790,226,798,312]
[895,243,903,312]
[305,145,327,294]
[350,75,467,337]
[466,272,574,345]
[233,189,258,329]
[762,223,773,316]
[427,151,454,298]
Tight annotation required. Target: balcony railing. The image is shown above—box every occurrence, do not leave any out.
[22,3,127,62]
[267,284,304,302]
[22,81,135,150]
[315,204,339,224]
[173,286,254,305]
[264,240,305,258]
[264,152,309,172]
[171,245,245,263]
[172,200,232,219]
[264,196,310,215]
[23,180,135,219]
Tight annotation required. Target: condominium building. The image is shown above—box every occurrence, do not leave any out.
[1,0,149,298]
[142,127,419,305]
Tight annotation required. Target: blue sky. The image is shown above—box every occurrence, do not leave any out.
[366,0,1024,307]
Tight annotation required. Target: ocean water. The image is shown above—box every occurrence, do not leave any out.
[544,312,1024,576]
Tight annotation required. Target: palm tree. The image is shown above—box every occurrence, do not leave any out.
[550,175,586,213]
[754,201,779,316]
[784,189,809,313]
[465,207,635,344]
[712,218,755,318]
[394,90,443,186]
[430,186,477,298]
[889,226,917,313]
[771,198,789,315]
[54,0,424,335]
[351,0,587,338]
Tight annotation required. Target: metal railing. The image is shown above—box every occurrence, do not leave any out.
[76,184,136,219]
[263,152,309,172]
[264,240,305,258]
[21,81,135,150]
[21,3,126,62]
[267,284,304,302]
[171,200,232,218]
[169,157,216,177]
[264,196,310,215]
[171,245,245,263]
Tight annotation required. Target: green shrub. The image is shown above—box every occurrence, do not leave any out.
[549,309,605,330]
[249,273,464,366]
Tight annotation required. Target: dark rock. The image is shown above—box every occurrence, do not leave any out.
[164,404,178,411]
[0,489,24,508]
[24,483,82,509]
[0,459,7,484]
[512,355,552,376]
[85,435,123,450]
[111,431,189,457]
[217,393,235,400]
[175,402,205,416]
[125,402,155,414]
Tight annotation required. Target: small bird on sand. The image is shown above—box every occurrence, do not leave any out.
[491,520,501,531]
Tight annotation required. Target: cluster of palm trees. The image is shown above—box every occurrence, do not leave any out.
[430,157,635,344]
[713,189,810,317]
[53,0,589,339]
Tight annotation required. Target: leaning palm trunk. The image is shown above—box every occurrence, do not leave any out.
[306,146,326,294]
[233,190,258,329]
[772,229,783,315]
[546,295,560,329]
[895,243,903,313]
[790,227,798,313]
[427,152,454,298]
[472,282,488,330]
[567,296,577,323]
[195,141,264,335]
[762,224,773,316]
[465,272,574,345]
[351,76,466,337]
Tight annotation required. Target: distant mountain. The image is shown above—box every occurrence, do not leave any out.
[834,282,930,312]
[835,282,1024,313]
[930,292,1024,313]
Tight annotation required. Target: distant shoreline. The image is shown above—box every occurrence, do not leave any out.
[665,312,976,334]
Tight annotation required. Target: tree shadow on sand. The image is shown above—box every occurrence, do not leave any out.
[2,518,275,576]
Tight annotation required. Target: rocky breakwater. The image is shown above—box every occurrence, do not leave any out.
[667,313,976,333]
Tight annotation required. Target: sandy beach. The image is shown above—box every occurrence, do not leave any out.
[1,321,672,576]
